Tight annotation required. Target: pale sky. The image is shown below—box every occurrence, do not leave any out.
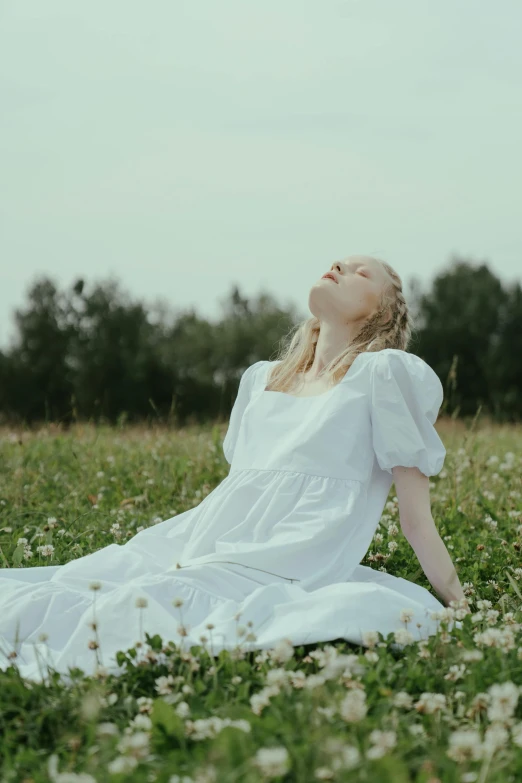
[1,1,521,349]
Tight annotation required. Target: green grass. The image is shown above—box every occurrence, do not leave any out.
[0,419,521,783]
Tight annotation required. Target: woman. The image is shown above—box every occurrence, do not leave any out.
[0,255,465,683]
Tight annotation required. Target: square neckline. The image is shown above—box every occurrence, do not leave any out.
[262,352,369,399]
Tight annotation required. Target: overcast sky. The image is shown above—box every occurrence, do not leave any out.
[1,1,521,349]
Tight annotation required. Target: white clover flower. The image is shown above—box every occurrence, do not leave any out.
[341,744,361,769]
[107,756,138,774]
[394,628,415,646]
[130,713,152,732]
[288,670,307,689]
[487,681,520,722]
[444,664,467,682]
[361,630,379,648]
[116,730,150,758]
[304,673,327,690]
[96,722,119,737]
[483,723,509,754]
[473,627,516,651]
[392,691,413,709]
[155,674,176,695]
[446,728,483,762]
[36,544,55,557]
[366,729,397,760]
[408,723,426,737]
[175,701,191,719]
[269,638,294,663]
[511,721,522,747]
[414,692,447,714]
[265,668,290,687]
[253,746,290,778]
[250,685,280,716]
[339,689,367,723]
[461,648,483,662]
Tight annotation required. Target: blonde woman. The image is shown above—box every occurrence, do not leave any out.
[0,255,464,682]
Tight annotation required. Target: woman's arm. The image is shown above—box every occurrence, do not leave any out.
[391,465,466,606]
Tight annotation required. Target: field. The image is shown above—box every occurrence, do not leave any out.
[0,419,521,783]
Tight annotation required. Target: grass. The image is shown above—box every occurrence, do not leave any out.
[0,418,521,783]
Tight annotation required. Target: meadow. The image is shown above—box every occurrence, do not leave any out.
[0,418,521,783]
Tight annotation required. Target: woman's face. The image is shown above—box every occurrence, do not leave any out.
[309,255,391,324]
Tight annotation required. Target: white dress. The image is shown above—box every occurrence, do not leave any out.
[0,348,450,683]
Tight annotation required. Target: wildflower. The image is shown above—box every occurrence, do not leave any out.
[340,744,361,769]
[414,693,447,714]
[446,728,483,762]
[392,691,413,709]
[269,638,294,663]
[366,729,397,760]
[96,722,119,737]
[107,756,138,774]
[136,696,154,713]
[511,722,522,747]
[130,714,152,732]
[339,689,367,723]
[483,723,509,755]
[394,628,415,645]
[116,731,150,759]
[250,685,280,716]
[361,630,379,648]
[444,664,467,682]
[461,649,483,662]
[36,544,55,557]
[252,746,290,778]
[408,724,426,737]
[487,681,520,723]
[155,674,176,695]
[266,668,290,687]
[473,627,516,651]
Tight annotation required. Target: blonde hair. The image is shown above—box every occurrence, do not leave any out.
[266,257,414,393]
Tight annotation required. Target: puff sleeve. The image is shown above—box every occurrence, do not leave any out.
[369,350,446,477]
[222,360,265,465]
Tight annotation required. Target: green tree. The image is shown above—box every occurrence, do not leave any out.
[414,255,508,418]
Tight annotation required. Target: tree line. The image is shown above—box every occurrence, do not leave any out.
[0,254,520,426]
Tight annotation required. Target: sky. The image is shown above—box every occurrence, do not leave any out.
[1,0,521,349]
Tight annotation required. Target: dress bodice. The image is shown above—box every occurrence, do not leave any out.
[173,349,447,591]
[224,349,446,484]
